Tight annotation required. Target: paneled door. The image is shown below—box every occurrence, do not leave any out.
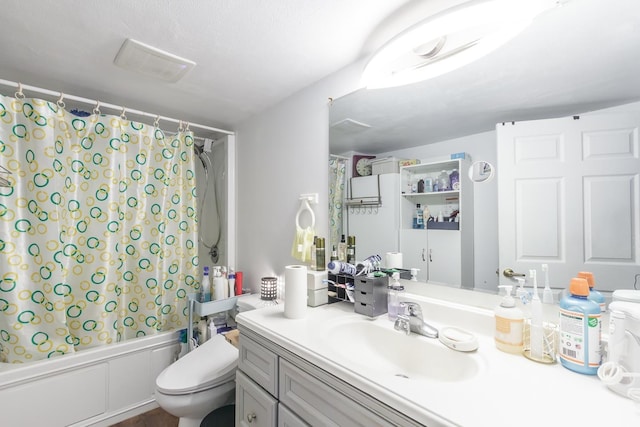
[497,113,640,291]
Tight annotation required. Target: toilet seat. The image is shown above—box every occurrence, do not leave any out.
[156,334,238,395]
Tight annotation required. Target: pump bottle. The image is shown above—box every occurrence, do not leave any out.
[494,285,524,354]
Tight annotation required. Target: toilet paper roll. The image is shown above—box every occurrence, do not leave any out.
[284,265,307,319]
[385,252,403,269]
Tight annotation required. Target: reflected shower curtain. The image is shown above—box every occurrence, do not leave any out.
[328,157,346,250]
[0,94,199,363]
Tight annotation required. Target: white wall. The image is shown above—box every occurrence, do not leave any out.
[235,61,364,291]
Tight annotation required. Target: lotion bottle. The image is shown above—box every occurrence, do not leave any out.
[494,285,524,354]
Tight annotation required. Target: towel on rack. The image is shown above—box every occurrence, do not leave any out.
[291,225,315,262]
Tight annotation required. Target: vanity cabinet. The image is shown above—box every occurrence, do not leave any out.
[237,328,419,427]
[399,158,473,287]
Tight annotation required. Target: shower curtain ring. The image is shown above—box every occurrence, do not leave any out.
[153,115,160,128]
[93,100,101,115]
[185,122,190,131]
[178,120,184,132]
[120,106,127,120]
[56,92,66,109]
[15,82,25,100]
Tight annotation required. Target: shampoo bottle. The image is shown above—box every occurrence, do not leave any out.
[494,285,524,354]
[577,271,606,313]
[213,266,225,300]
[559,277,601,375]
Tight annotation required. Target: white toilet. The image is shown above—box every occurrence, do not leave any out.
[155,295,262,427]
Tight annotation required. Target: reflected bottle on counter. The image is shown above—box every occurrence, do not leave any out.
[315,237,326,271]
[347,235,356,264]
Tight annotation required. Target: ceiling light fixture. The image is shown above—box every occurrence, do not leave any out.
[362,0,563,89]
[114,39,196,83]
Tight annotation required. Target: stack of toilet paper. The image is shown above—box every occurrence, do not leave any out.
[307,270,328,307]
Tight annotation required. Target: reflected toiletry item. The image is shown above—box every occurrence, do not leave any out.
[310,236,317,271]
[327,260,357,275]
[494,285,524,354]
[198,319,208,344]
[438,170,450,191]
[235,271,243,295]
[577,271,606,313]
[417,179,425,193]
[559,277,601,375]
[284,265,307,319]
[315,237,326,271]
[338,234,347,262]
[422,205,430,224]
[387,273,404,321]
[200,266,210,303]
[468,161,494,183]
[347,235,356,264]
[356,254,382,276]
[449,169,460,190]
[331,245,338,261]
[413,203,424,229]
[410,268,419,281]
[423,177,433,193]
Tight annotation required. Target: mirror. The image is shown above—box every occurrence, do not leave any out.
[468,161,494,183]
[329,0,640,293]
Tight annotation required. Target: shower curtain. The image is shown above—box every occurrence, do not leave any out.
[328,157,347,250]
[0,94,199,363]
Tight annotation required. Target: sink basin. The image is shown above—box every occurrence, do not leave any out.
[323,317,481,382]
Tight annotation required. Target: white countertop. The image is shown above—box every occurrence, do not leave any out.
[236,284,640,427]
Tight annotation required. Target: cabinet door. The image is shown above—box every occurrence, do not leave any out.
[236,370,277,427]
[427,229,461,285]
[278,403,309,427]
[399,229,428,281]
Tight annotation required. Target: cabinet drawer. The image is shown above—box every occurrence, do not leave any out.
[279,359,394,427]
[278,403,309,427]
[236,370,277,427]
[239,334,279,396]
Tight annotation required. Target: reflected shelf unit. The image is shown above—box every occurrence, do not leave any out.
[399,158,474,287]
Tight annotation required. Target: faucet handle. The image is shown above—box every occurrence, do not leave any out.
[402,302,423,318]
[394,314,411,335]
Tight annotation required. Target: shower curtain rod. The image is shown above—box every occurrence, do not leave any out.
[0,79,234,138]
[330,154,349,160]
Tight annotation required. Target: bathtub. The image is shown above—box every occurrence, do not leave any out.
[0,330,181,427]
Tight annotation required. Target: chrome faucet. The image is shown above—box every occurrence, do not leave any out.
[394,302,439,338]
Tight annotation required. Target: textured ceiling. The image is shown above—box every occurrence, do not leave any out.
[0,0,411,135]
[330,0,640,154]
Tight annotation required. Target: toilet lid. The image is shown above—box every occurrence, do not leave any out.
[156,334,238,395]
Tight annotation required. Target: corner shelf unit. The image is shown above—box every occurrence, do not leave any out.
[399,158,474,287]
[187,293,238,348]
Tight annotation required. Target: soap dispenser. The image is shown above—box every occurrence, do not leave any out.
[387,273,405,321]
[494,285,524,354]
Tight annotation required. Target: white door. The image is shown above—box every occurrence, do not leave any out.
[427,229,461,286]
[400,229,428,281]
[497,113,640,291]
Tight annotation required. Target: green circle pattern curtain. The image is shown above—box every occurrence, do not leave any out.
[0,95,200,363]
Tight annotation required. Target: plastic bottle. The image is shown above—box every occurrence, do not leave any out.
[310,236,317,270]
[200,266,210,303]
[327,260,357,275]
[438,170,450,191]
[387,273,405,321]
[212,266,226,300]
[228,271,236,297]
[315,237,326,271]
[449,169,460,190]
[494,285,524,354]
[347,236,356,264]
[422,205,430,226]
[330,245,338,261]
[559,277,602,375]
[413,203,424,229]
[577,271,606,313]
[338,235,347,262]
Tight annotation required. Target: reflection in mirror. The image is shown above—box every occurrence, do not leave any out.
[329,1,640,295]
[468,161,494,183]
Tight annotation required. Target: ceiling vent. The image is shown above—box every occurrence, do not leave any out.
[330,118,371,135]
[114,39,196,83]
